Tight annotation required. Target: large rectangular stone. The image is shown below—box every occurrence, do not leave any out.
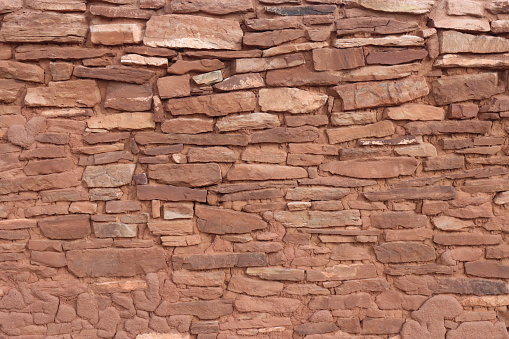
[232,53,305,73]
[246,267,305,281]
[320,157,419,178]
[350,0,434,13]
[364,186,456,201]
[135,132,248,146]
[25,80,101,107]
[274,210,361,228]
[405,121,492,135]
[196,205,267,234]
[149,164,221,187]
[434,233,503,246]
[137,185,207,202]
[332,75,429,110]
[82,164,135,188]
[171,0,253,13]
[87,113,155,130]
[173,253,267,270]
[0,170,82,195]
[432,73,505,105]
[0,11,87,43]
[73,66,155,84]
[327,121,395,144]
[0,60,44,83]
[144,14,243,50]
[439,30,509,54]
[156,299,233,320]
[66,247,166,277]
[227,164,307,181]
[166,91,256,116]
[307,264,378,281]
[15,46,115,61]
[395,276,509,296]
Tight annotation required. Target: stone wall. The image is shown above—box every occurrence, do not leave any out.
[2,0,509,338]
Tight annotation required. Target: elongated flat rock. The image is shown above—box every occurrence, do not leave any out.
[375,242,436,263]
[227,164,308,181]
[15,45,115,61]
[166,91,256,116]
[439,30,509,54]
[327,121,395,144]
[364,186,456,201]
[435,54,509,69]
[67,247,166,277]
[73,66,155,84]
[0,11,87,43]
[334,35,424,48]
[259,88,328,114]
[25,80,101,108]
[148,164,222,187]
[349,0,435,14]
[273,210,361,228]
[87,113,154,130]
[171,0,253,14]
[332,76,429,110]
[144,14,243,50]
[196,205,267,234]
[320,157,419,179]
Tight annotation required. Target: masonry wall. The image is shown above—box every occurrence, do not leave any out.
[2,0,509,338]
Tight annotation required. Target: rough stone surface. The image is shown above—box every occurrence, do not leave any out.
[144,14,243,50]
[258,88,328,114]
[1,2,508,338]
[332,76,429,110]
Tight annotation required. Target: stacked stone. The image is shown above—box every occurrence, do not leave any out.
[2,0,509,338]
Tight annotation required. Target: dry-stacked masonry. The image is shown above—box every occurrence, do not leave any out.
[2,0,509,338]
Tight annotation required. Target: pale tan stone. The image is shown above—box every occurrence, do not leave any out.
[259,88,328,114]
[334,35,424,48]
[384,104,445,121]
[87,113,155,130]
[350,0,435,14]
[90,24,144,45]
[144,14,243,50]
[216,113,280,132]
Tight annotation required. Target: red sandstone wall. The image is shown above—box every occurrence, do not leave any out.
[2,0,509,338]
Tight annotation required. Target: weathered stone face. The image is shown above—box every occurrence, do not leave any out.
[0,11,88,43]
[3,1,509,337]
[82,164,136,187]
[332,76,429,110]
[144,14,244,50]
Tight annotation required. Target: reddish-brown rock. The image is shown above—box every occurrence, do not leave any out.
[149,164,221,187]
[320,157,419,178]
[67,247,166,277]
[0,11,87,43]
[332,75,429,110]
[137,185,207,202]
[25,80,101,107]
[144,14,243,50]
[433,73,505,105]
[312,48,365,71]
[173,253,267,270]
[104,83,152,111]
[39,215,91,240]
[227,164,308,181]
[166,91,256,116]
[195,205,267,234]
[156,299,233,320]
[157,75,191,99]
[375,242,436,263]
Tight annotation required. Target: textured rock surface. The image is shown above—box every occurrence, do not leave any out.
[0,2,508,338]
